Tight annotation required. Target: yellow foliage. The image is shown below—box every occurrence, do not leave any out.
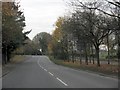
[2,2,17,16]
[52,17,65,42]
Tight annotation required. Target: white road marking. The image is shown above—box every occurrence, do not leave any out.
[38,61,41,67]
[37,60,44,69]
[37,60,42,67]
[48,72,54,76]
[56,77,68,86]
[38,59,68,87]
[44,69,47,72]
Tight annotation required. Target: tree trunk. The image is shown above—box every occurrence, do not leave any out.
[72,47,74,63]
[96,45,100,66]
[72,52,74,63]
[118,41,120,61]
[79,53,82,64]
[107,34,110,64]
[2,53,7,64]
[91,45,94,64]
[89,56,91,63]
[89,44,93,63]
[117,31,120,63]
[6,45,11,62]
[72,40,75,63]
[93,56,94,64]
[84,42,88,65]
[2,45,7,64]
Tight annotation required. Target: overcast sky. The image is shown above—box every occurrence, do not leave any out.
[20,0,68,40]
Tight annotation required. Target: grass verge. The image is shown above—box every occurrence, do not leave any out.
[2,55,26,77]
[10,55,26,64]
[49,56,119,78]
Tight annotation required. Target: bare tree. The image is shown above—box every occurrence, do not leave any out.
[68,1,115,66]
[69,0,120,61]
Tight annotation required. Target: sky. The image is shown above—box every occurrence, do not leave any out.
[20,0,68,40]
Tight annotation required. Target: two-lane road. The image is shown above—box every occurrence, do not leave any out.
[3,56,118,88]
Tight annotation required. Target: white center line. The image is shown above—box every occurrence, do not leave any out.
[37,60,42,67]
[48,72,54,76]
[56,77,68,86]
[44,69,47,72]
[37,60,44,69]
[38,60,68,86]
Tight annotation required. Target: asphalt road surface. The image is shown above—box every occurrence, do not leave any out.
[3,56,118,88]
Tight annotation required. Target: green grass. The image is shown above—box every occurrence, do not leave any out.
[99,51,108,59]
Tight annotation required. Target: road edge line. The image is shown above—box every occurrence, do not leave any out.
[48,72,54,76]
[56,77,68,86]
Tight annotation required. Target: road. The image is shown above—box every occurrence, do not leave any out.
[3,56,118,88]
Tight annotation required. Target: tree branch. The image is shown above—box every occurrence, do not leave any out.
[73,1,120,18]
[105,0,120,8]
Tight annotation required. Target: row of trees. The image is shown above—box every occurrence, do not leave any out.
[12,38,42,55]
[2,2,30,64]
[32,32,52,55]
[48,0,119,66]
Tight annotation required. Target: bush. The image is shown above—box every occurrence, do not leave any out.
[106,55,118,59]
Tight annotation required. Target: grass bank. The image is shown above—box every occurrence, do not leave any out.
[49,56,119,78]
[2,55,26,77]
[10,55,26,64]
